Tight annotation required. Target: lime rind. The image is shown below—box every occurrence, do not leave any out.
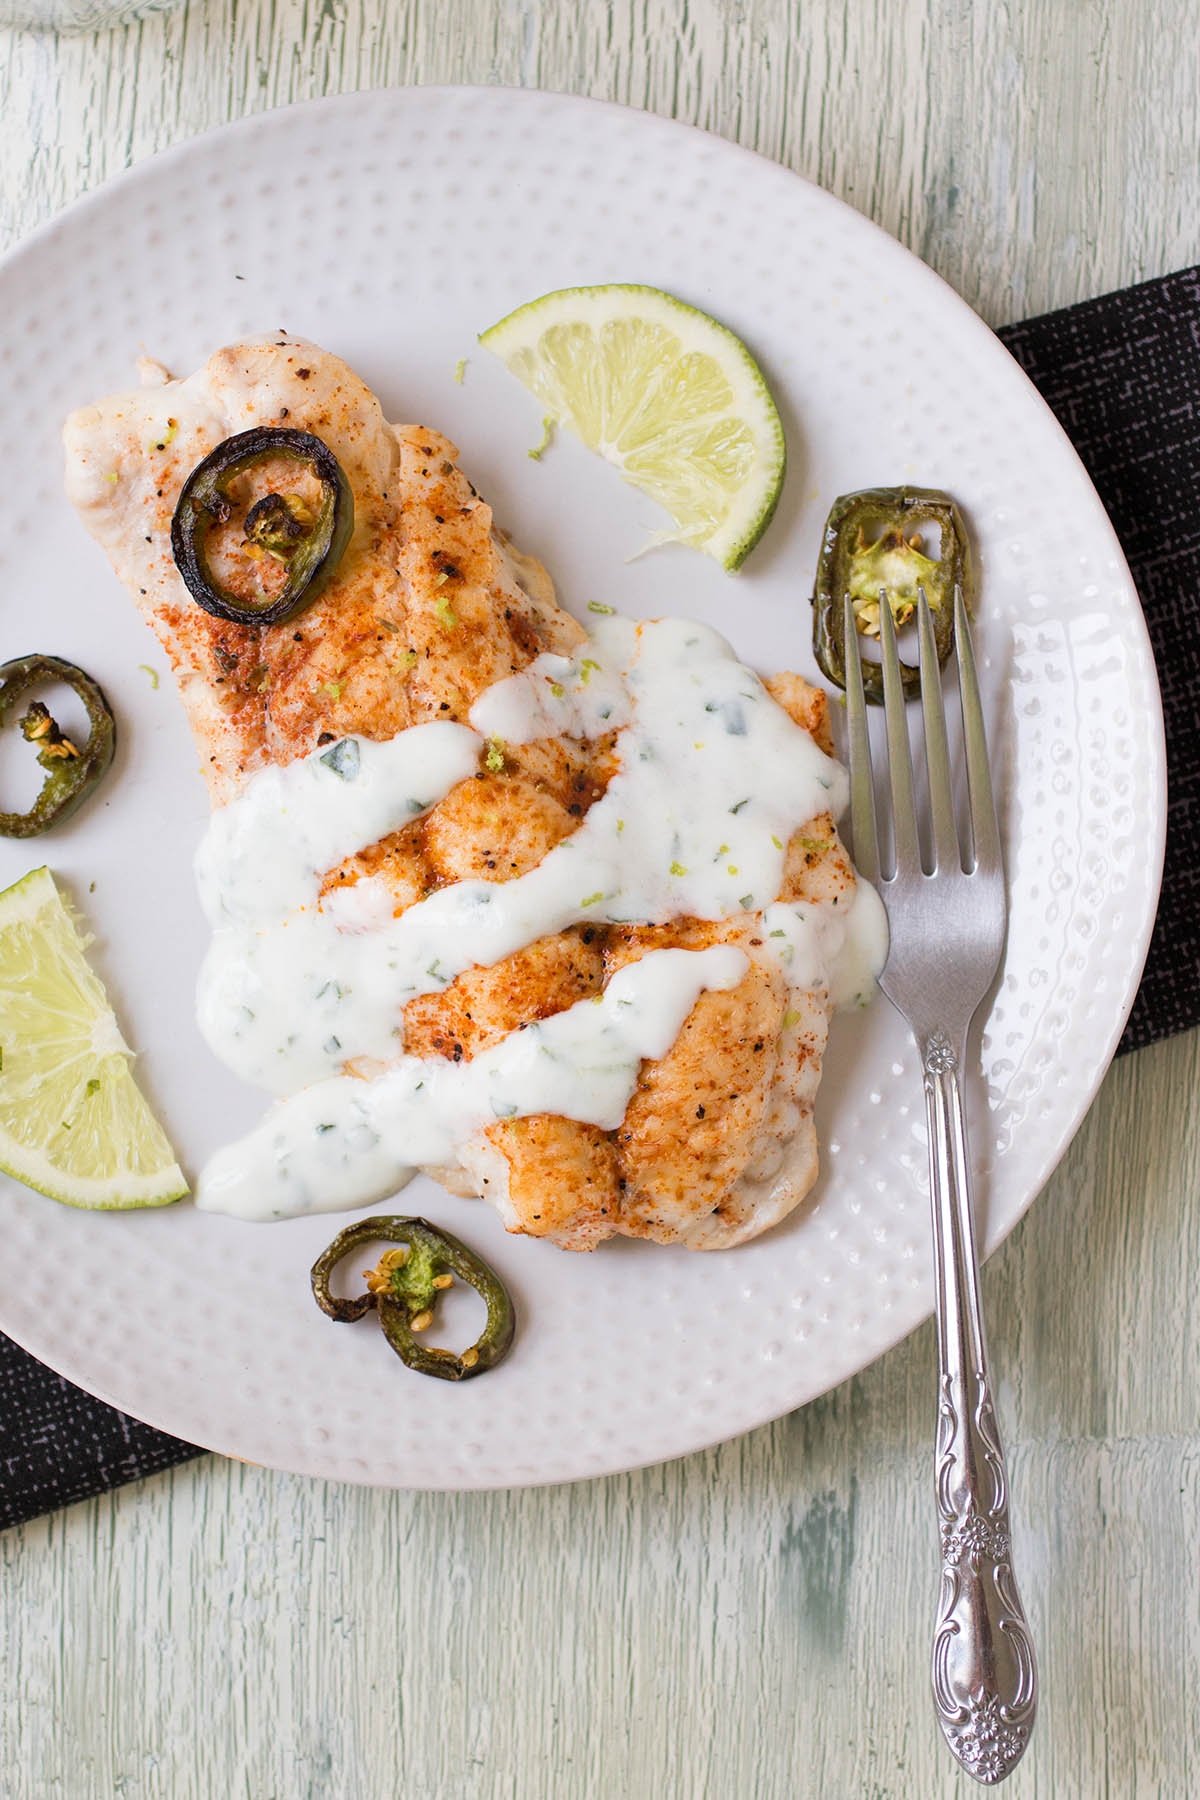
[0,866,188,1210]
[480,284,786,570]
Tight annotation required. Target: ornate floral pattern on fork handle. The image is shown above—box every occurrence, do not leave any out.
[924,1029,1037,1785]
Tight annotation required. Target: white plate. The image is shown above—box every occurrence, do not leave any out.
[0,89,1164,1489]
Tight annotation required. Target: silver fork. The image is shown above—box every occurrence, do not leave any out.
[844,588,1037,1786]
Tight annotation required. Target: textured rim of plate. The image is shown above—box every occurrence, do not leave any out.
[0,87,1167,1488]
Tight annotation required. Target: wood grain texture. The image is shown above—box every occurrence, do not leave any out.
[1,3,1198,1796]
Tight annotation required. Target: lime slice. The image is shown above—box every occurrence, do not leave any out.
[0,866,187,1209]
[480,284,786,570]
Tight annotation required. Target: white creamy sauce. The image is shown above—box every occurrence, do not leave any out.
[199,945,746,1221]
[470,616,848,931]
[193,615,885,1222]
[195,720,482,928]
[194,721,483,1091]
[762,881,889,1010]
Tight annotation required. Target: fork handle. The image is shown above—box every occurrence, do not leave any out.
[922,1029,1037,1785]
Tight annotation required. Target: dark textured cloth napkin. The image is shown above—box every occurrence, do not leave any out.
[3,266,1199,1532]
[998,266,1200,1051]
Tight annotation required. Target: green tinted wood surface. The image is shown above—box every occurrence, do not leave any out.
[1,4,1197,1795]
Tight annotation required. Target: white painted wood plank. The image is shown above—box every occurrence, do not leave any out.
[1,4,1197,1795]
[1,0,1197,318]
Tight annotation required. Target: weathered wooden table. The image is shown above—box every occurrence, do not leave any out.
[1,4,1197,1795]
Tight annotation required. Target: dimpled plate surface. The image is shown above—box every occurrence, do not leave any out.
[0,89,1165,1489]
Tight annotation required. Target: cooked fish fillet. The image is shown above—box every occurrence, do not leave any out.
[64,336,855,1250]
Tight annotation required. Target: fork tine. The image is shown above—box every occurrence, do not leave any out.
[877,584,920,876]
[917,590,960,874]
[953,587,1002,876]
[842,593,880,884]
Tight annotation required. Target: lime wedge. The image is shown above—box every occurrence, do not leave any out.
[480,284,786,570]
[0,866,187,1209]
